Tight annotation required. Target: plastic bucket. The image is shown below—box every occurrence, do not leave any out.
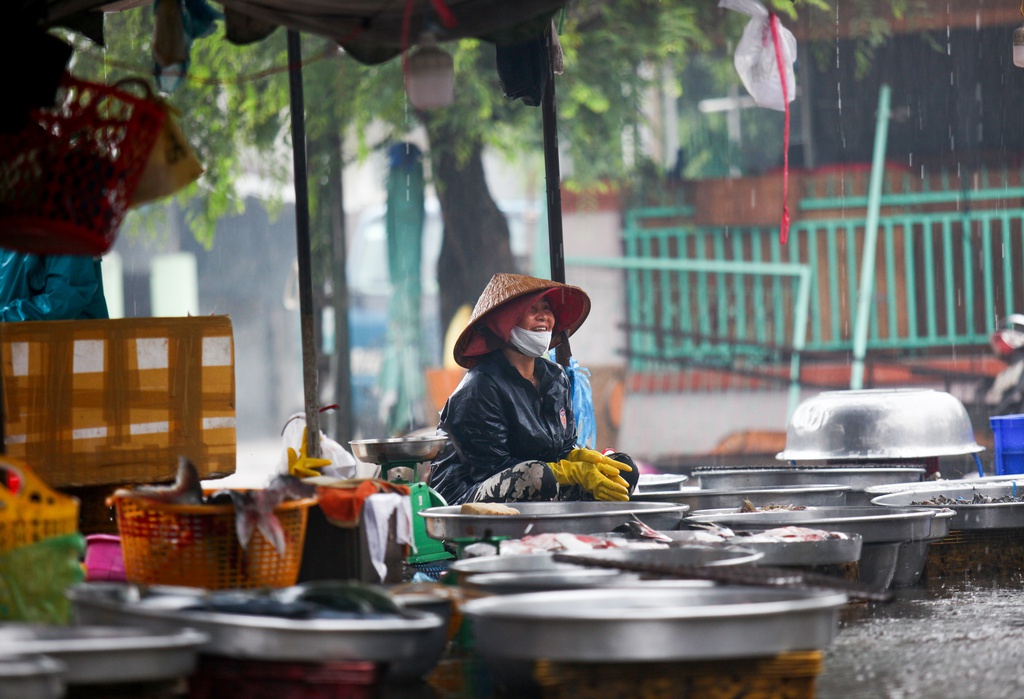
[84,534,127,582]
[990,415,1024,475]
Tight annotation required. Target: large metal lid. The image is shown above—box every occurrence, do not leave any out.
[777,389,984,462]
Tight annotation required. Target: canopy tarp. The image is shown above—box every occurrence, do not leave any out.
[41,0,566,64]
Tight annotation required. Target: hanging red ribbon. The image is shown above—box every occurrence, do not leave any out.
[768,13,791,245]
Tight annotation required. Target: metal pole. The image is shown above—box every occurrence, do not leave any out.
[287,29,321,457]
[541,28,564,285]
[541,25,570,367]
[850,84,891,390]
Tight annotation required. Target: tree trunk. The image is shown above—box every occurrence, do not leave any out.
[424,117,516,338]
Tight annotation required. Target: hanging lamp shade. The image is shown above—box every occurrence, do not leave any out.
[405,33,454,109]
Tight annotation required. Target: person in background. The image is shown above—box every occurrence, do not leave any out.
[0,250,108,321]
[428,272,638,505]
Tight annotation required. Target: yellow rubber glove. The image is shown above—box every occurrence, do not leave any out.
[287,427,332,478]
[547,459,630,502]
[566,448,633,474]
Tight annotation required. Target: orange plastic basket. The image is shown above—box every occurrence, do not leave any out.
[0,457,80,553]
[111,495,317,589]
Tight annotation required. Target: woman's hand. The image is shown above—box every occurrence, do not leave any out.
[547,457,631,501]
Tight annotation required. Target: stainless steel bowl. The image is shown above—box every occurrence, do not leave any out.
[463,586,846,662]
[633,484,851,510]
[636,474,688,493]
[420,501,689,540]
[685,506,941,543]
[0,624,207,685]
[694,467,926,491]
[871,482,1024,530]
[0,654,65,699]
[349,436,449,464]
[777,389,984,461]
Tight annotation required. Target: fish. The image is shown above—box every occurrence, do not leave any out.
[617,514,674,543]
[211,474,315,554]
[114,455,204,505]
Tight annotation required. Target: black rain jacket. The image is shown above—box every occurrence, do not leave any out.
[428,351,576,505]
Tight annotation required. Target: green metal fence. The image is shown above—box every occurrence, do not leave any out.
[618,180,1024,372]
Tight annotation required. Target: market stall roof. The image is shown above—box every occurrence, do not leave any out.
[43,0,566,64]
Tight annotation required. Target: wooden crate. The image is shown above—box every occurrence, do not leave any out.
[1,316,236,487]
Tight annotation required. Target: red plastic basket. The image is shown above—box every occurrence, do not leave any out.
[0,74,165,255]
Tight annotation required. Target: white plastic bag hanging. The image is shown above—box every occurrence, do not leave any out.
[278,412,358,480]
[720,0,796,112]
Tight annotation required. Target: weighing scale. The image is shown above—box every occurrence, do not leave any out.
[349,437,455,567]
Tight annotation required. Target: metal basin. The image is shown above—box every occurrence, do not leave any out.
[633,484,851,510]
[636,474,688,493]
[349,436,449,465]
[463,569,635,594]
[673,534,863,568]
[0,624,207,685]
[419,501,689,540]
[777,389,984,461]
[463,586,846,662]
[695,467,926,491]
[465,545,764,594]
[871,482,1024,530]
[686,506,940,543]
[0,654,65,699]
[67,583,445,670]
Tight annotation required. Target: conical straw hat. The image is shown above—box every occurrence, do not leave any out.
[453,273,591,368]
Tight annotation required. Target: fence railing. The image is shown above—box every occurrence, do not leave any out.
[617,178,1024,377]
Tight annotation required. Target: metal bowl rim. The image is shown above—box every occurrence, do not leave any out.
[462,587,848,621]
[418,502,690,520]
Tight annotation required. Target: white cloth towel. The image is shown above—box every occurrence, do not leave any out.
[362,492,413,582]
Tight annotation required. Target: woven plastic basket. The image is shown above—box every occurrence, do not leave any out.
[111,495,317,590]
[0,73,165,255]
[0,457,80,553]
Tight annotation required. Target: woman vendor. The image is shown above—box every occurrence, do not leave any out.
[428,273,638,505]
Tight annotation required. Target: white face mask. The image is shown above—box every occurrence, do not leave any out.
[508,327,553,357]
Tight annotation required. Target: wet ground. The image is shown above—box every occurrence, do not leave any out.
[381,575,1024,698]
[818,576,1024,699]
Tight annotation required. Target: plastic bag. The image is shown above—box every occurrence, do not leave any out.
[549,352,597,450]
[720,0,796,112]
[114,77,205,207]
[0,533,85,624]
[278,412,358,480]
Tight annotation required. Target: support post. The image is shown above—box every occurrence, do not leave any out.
[287,29,321,456]
[850,84,891,390]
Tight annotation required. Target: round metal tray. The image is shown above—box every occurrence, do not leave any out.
[636,474,688,493]
[685,506,941,543]
[451,552,582,578]
[669,533,864,567]
[419,501,689,540]
[694,467,926,491]
[463,586,846,662]
[0,624,207,685]
[871,482,1024,530]
[0,654,65,699]
[632,484,851,510]
[349,436,448,464]
[66,583,445,668]
[463,569,633,594]
[777,388,984,461]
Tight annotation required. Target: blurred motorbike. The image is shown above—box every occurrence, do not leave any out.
[985,314,1024,416]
